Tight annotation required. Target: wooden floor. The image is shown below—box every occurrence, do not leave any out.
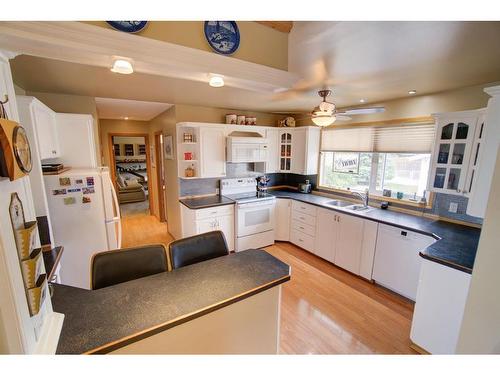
[121,211,173,249]
[120,215,416,354]
[266,242,417,354]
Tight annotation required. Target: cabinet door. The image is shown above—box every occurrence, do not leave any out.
[196,217,218,234]
[463,113,485,197]
[216,214,234,252]
[334,212,364,275]
[33,102,59,160]
[291,128,306,174]
[265,128,280,173]
[275,198,291,241]
[315,207,337,263]
[200,127,226,178]
[278,130,292,172]
[430,118,476,195]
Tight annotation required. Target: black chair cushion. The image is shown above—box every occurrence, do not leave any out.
[91,244,167,290]
[169,230,229,270]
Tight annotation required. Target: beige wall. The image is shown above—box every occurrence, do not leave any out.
[82,21,288,71]
[24,91,102,165]
[297,81,499,126]
[174,104,283,126]
[148,107,179,236]
[456,150,500,353]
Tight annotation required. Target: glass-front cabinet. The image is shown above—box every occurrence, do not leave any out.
[279,130,292,172]
[430,109,485,196]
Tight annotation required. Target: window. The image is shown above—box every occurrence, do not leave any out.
[320,151,431,200]
[319,120,435,202]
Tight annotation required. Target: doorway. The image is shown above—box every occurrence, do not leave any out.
[108,133,153,217]
[154,131,167,222]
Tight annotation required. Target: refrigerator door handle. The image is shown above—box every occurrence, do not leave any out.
[110,178,121,222]
[109,177,122,248]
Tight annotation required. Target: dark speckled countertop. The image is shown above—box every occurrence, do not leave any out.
[269,189,481,273]
[52,249,290,354]
[179,195,235,209]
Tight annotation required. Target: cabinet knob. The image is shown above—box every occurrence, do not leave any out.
[52,150,56,154]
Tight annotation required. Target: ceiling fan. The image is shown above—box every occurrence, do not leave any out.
[293,89,385,127]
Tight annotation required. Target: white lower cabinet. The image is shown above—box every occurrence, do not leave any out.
[274,198,291,241]
[410,258,471,353]
[181,204,234,251]
[288,201,378,280]
[314,208,337,263]
[290,201,317,252]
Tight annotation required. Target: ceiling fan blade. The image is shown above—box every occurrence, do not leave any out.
[338,107,385,116]
[335,115,352,122]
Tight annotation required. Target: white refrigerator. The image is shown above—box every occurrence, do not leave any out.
[44,167,121,289]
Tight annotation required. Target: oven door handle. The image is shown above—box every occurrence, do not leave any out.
[237,201,275,209]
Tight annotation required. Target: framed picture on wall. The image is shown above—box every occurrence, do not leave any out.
[164,135,174,160]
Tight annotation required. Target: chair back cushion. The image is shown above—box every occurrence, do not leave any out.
[91,244,167,289]
[169,230,229,270]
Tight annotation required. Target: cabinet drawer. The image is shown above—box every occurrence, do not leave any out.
[290,230,315,252]
[194,204,234,220]
[291,209,316,226]
[292,200,317,217]
[291,219,316,237]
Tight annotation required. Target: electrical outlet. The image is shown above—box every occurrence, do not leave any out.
[449,202,458,213]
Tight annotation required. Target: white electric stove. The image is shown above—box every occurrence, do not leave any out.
[221,178,276,252]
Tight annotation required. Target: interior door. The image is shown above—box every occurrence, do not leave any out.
[155,132,167,222]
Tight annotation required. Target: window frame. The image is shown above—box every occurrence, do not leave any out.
[318,151,434,208]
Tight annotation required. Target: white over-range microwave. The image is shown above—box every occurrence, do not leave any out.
[226,136,268,163]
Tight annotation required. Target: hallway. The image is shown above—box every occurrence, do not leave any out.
[121,212,173,249]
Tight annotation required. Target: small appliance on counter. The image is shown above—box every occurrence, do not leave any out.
[298,180,312,194]
[257,175,270,194]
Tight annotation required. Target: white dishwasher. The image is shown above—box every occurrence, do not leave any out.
[372,224,436,300]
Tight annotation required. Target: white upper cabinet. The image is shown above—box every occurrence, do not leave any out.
[430,110,484,196]
[200,126,226,178]
[467,86,500,218]
[277,127,320,175]
[33,100,60,160]
[265,128,280,173]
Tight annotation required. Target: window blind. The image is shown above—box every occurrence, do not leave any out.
[321,122,436,153]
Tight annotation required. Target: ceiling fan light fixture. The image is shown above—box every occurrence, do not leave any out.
[312,113,336,127]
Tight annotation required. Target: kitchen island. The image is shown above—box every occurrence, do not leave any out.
[51,249,290,354]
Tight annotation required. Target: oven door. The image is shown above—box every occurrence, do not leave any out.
[236,200,276,237]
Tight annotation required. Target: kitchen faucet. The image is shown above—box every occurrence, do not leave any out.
[351,189,369,207]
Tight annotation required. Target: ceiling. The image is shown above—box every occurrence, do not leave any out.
[95,97,172,121]
[9,21,500,114]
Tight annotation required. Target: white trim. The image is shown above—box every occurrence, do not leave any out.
[0,21,298,93]
[484,85,500,97]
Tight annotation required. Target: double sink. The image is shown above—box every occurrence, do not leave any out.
[324,199,374,212]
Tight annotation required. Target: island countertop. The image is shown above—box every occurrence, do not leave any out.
[269,189,481,273]
[51,249,290,354]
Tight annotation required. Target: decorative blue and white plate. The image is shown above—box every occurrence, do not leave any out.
[204,21,240,55]
[106,21,148,33]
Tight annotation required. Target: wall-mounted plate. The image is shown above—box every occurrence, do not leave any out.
[204,21,240,55]
[106,21,148,33]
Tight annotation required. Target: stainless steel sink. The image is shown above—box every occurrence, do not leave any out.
[325,200,353,207]
[345,204,374,212]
